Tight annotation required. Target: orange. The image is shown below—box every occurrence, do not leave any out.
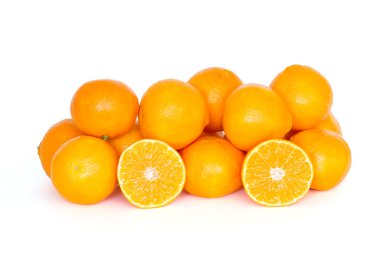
[139,79,208,150]
[290,129,351,190]
[38,119,83,177]
[176,131,223,155]
[285,113,342,139]
[51,136,118,204]
[223,84,292,151]
[118,139,186,208]
[314,113,342,135]
[108,123,143,156]
[181,136,245,198]
[270,64,333,130]
[242,139,313,206]
[70,79,139,139]
[188,67,243,132]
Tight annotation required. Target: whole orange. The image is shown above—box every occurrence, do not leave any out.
[70,79,139,139]
[188,67,243,132]
[108,123,143,156]
[139,79,209,150]
[223,84,292,151]
[38,119,83,177]
[314,113,342,135]
[181,136,245,198]
[270,65,333,130]
[290,129,351,191]
[51,136,118,204]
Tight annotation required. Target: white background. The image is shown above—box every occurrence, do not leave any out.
[1,0,379,252]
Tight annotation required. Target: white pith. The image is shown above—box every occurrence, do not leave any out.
[270,167,285,181]
[144,167,158,181]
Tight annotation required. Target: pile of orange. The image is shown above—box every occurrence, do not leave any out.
[38,65,351,207]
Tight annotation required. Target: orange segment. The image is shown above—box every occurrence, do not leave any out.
[242,140,313,206]
[117,139,186,208]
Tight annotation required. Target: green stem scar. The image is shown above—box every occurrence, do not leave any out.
[101,135,110,141]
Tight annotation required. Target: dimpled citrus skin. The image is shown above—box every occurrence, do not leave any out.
[290,129,351,191]
[188,67,243,132]
[270,65,333,131]
[70,79,139,138]
[38,119,83,177]
[314,113,342,135]
[181,136,245,198]
[223,84,292,151]
[285,113,342,139]
[139,79,209,150]
[108,123,143,156]
[51,136,118,204]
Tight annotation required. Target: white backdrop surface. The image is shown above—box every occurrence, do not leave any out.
[0,1,379,252]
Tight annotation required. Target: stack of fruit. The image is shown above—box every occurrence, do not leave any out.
[38,65,351,208]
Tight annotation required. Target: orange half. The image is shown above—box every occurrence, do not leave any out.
[117,139,186,208]
[242,139,313,207]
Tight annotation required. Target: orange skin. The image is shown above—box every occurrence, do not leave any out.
[285,113,342,139]
[108,123,143,156]
[177,131,225,155]
[270,65,333,131]
[291,129,351,191]
[181,136,245,198]
[188,67,243,132]
[38,119,83,177]
[223,84,292,151]
[51,136,118,204]
[139,79,209,150]
[70,79,139,138]
[314,113,342,135]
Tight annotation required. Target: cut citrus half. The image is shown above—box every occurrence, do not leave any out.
[117,139,186,208]
[242,139,313,207]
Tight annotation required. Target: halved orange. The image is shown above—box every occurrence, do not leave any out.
[117,139,186,208]
[242,139,313,207]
